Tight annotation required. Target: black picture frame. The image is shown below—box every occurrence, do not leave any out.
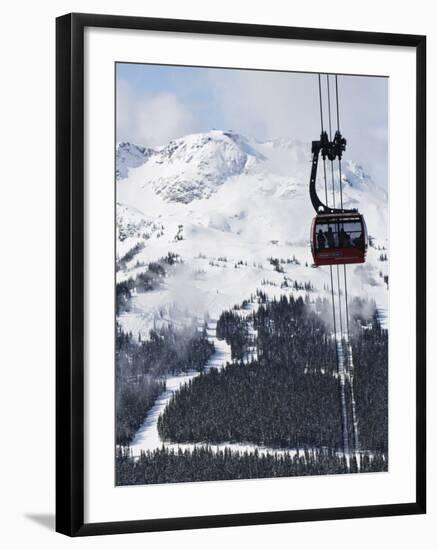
[56,12,426,537]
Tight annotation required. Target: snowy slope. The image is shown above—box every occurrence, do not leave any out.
[116,202,163,259]
[116,130,389,338]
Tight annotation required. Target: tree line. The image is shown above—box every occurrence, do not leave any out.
[116,446,387,486]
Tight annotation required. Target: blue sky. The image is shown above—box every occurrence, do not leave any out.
[116,63,388,186]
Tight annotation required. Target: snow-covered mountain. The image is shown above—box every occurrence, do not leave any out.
[116,130,389,339]
[117,130,387,238]
[116,142,155,180]
[118,131,268,203]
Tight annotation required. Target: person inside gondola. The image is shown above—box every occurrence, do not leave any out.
[339,227,351,247]
[326,226,336,248]
[317,229,326,249]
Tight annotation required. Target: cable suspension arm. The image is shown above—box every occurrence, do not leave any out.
[309,132,354,214]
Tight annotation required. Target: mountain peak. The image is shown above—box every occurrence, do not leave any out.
[122,130,264,204]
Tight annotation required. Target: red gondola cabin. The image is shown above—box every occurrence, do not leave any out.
[311,213,367,266]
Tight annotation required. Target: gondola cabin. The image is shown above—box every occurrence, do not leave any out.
[311,213,367,266]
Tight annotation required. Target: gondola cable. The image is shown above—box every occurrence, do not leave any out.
[335,75,344,210]
[318,74,339,367]
[326,75,337,209]
[333,75,351,341]
[333,77,361,465]
[327,75,344,338]
[318,74,329,204]
[317,73,353,464]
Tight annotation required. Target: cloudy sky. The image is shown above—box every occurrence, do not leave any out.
[116,63,388,186]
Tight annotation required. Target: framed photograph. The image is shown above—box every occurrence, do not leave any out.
[56,13,426,536]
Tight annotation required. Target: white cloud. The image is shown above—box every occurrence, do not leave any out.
[207,70,320,141]
[116,80,198,147]
[207,69,387,186]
